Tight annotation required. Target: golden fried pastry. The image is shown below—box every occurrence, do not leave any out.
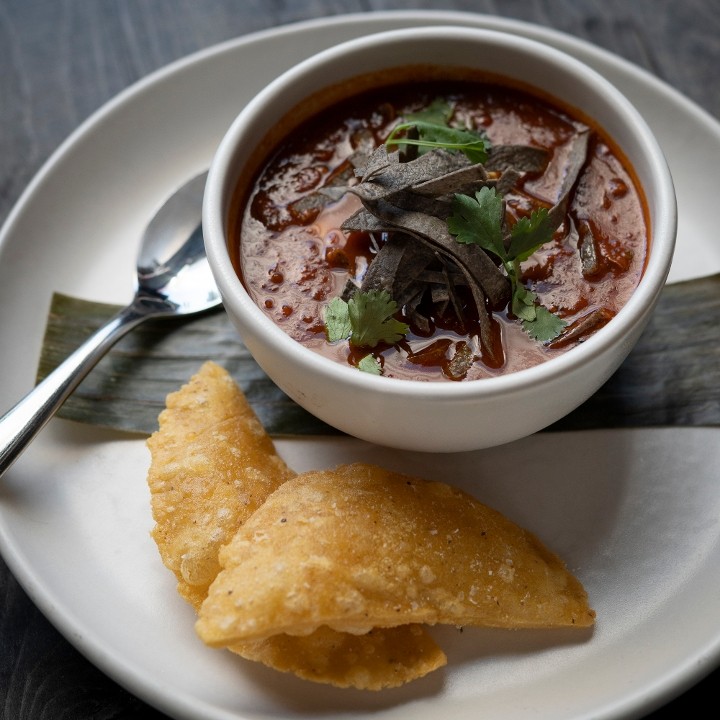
[147,361,446,689]
[197,463,594,646]
[234,625,445,689]
[146,360,295,609]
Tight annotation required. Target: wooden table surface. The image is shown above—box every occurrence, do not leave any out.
[1,1,718,718]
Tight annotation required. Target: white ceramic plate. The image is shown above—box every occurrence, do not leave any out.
[1,11,719,720]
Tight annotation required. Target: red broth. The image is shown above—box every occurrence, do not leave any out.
[230,73,648,381]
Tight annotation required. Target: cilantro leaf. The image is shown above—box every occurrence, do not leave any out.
[385,99,490,163]
[324,290,409,349]
[447,188,506,259]
[511,283,538,322]
[404,98,453,126]
[324,297,352,342]
[512,279,566,340]
[523,304,567,341]
[508,207,555,262]
[387,123,489,163]
[357,354,382,375]
[348,290,409,347]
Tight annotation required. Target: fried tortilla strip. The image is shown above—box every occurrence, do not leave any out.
[147,362,445,688]
[146,360,295,609]
[197,463,595,646]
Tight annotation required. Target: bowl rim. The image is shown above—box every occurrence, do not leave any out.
[203,24,677,402]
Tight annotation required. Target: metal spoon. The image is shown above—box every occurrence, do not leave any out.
[0,171,220,477]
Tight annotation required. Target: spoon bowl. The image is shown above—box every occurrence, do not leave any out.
[136,172,219,313]
[0,171,220,477]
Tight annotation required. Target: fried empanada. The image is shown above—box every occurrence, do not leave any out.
[147,361,446,689]
[234,624,445,689]
[147,360,295,609]
[197,463,594,646]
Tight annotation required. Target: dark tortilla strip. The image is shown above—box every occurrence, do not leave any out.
[486,144,549,174]
[359,234,415,295]
[353,148,471,198]
[495,168,523,197]
[559,129,590,198]
[355,144,400,181]
[548,307,614,348]
[288,192,334,217]
[541,129,591,233]
[341,207,383,234]
[464,269,497,363]
[388,243,438,303]
[358,197,511,310]
[411,162,489,197]
[419,267,467,287]
[384,191,453,219]
[403,286,431,334]
[342,212,441,305]
[354,225,469,330]
[576,218,601,276]
[359,234,439,321]
[430,283,450,305]
[428,263,467,324]
[347,148,481,219]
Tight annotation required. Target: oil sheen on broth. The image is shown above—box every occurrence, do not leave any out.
[232,73,648,381]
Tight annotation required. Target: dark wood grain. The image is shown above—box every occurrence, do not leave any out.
[1,1,719,718]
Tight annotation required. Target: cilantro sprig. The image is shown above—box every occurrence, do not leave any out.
[448,187,566,341]
[385,98,490,164]
[325,290,409,373]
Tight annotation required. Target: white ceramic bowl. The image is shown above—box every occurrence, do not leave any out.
[203,26,676,453]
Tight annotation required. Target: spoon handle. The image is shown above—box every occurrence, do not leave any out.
[0,304,146,478]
